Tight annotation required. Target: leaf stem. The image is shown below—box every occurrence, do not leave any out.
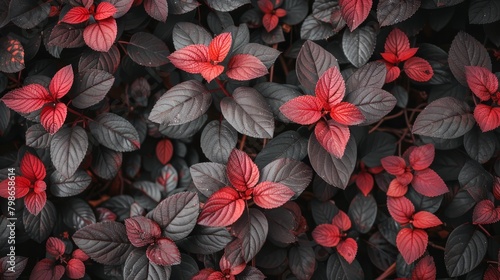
[67,107,93,122]
[478,224,492,237]
[428,241,445,251]
[375,262,396,280]
[239,134,247,151]
[215,78,231,97]
[368,110,404,133]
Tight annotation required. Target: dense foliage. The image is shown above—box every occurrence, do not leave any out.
[1,0,500,279]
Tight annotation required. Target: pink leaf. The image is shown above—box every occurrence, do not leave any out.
[25,191,47,216]
[412,168,448,197]
[411,255,436,280]
[279,95,323,125]
[312,224,341,247]
[49,65,74,99]
[315,66,345,110]
[124,216,161,247]
[83,17,117,52]
[386,179,408,197]
[20,152,46,181]
[412,211,442,229]
[66,258,86,279]
[60,7,90,24]
[71,249,89,262]
[94,2,117,20]
[339,0,372,31]
[0,176,30,199]
[262,14,279,32]
[46,237,66,259]
[258,0,274,13]
[403,57,434,82]
[168,44,210,74]
[409,144,435,171]
[465,66,498,101]
[381,156,407,176]
[192,268,217,280]
[40,102,67,135]
[472,200,500,225]
[1,84,52,114]
[226,54,269,81]
[387,196,414,224]
[332,210,351,231]
[146,237,181,266]
[384,63,401,83]
[199,63,224,83]
[383,29,413,60]
[314,119,350,158]
[355,171,373,196]
[156,139,174,165]
[474,104,500,132]
[396,228,428,264]
[252,181,295,209]
[208,33,232,63]
[227,149,260,191]
[337,238,357,264]
[330,102,365,125]
[198,187,245,227]
[30,259,65,280]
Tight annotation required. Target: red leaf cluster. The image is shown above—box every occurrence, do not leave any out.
[125,216,181,266]
[1,65,74,135]
[350,161,383,196]
[381,144,448,197]
[472,200,500,225]
[0,153,47,215]
[387,196,442,264]
[257,0,287,32]
[198,149,295,227]
[59,1,118,52]
[168,33,268,82]
[465,66,500,132]
[380,28,433,83]
[312,210,358,263]
[280,66,365,158]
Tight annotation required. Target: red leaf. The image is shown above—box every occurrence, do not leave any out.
[387,179,409,197]
[208,33,232,63]
[49,65,74,99]
[384,29,415,60]
[465,66,498,101]
[207,271,226,280]
[258,0,274,13]
[380,52,399,65]
[337,238,357,264]
[40,102,67,135]
[198,187,245,227]
[263,14,279,32]
[396,228,428,264]
[146,237,181,266]
[71,249,89,262]
[95,2,117,20]
[33,180,46,194]
[279,95,323,125]
[0,176,30,199]
[252,181,294,209]
[339,0,372,31]
[472,200,500,224]
[1,84,52,114]
[227,149,260,191]
[412,211,442,229]
[484,265,500,280]
[24,191,47,216]
[83,17,117,52]
[66,258,86,279]
[226,54,268,81]
[275,8,287,17]
[332,210,351,231]
[46,237,66,259]
[412,168,448,197]
[124,216,161,247]
[474,104,500,132]
[156,139,174,165]
[381,156,407,176]
[384,64,401,83]
[355,171,373,196]
[493,177,500,200]
[409,144,435,171]
[403,57,433,82]
[387,196,414,224]
[315,66,345,110]
[193,268,217,280]
[60,7,90,24]
[199,63,224,83]
[168,44,210,74]
[411,255,436,280]
[396,172,414,185]
[312,224,341,247]
[330,102,365,125]
[30,259,65,280]
[314,119,350,159]
[20,152,46,181]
